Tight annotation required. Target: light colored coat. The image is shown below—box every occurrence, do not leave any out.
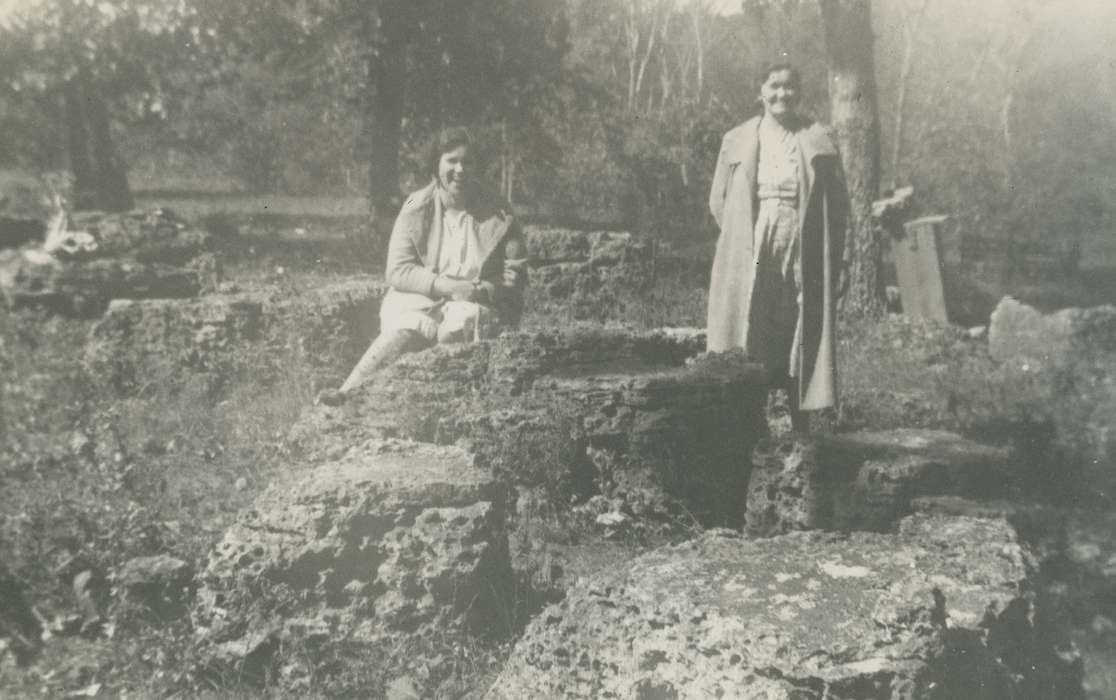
[707,116,849,410]
[384,181,527,325]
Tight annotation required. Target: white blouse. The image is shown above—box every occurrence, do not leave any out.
[437,208,481,280]
[756,117,801,200]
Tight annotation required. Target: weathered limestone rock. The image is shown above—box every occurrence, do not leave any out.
[0,251,204,315]
[989,296,1116,365]
[907,496,1116,700]
[746,429,1012,536]
[113,555,194,618]
[70,209,210,264]
[84,276,385,393]
[548,351,766,526]
[487,514,1083,700]
[0,208,216,315]
[522,226,677,322]
[291,329,763,527]
[292,327,708,452]
[85,295,265,392]
[196,440,511,649]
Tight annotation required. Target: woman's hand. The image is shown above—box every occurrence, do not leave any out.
[434,276,480,302]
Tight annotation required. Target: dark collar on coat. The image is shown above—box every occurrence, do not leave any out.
[396,181,514,269]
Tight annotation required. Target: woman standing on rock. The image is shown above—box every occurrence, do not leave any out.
[706,63,849,430]
[320,126,527,404]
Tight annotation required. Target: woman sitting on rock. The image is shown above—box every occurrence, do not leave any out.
[319,126,527,405]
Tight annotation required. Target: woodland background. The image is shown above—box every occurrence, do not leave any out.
[1,0,1115,277]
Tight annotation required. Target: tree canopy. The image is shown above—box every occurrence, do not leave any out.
[0,0,1112,257]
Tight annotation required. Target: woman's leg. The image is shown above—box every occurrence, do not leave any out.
[338,328,422,393]
[318,328,423,405]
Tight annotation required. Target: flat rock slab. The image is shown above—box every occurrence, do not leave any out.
[198,439,511,643]
[747,429,1012,535]
[488,514,1081,700]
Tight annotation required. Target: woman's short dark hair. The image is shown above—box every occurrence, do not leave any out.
[757,62,802,91]
[424,126,475,180]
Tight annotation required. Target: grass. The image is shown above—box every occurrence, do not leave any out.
[0,301,317,697]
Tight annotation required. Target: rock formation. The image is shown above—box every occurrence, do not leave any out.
[194,440,513,674]
[84,276,384,393]
[745,429,1012,536]
[289,328,766,528]
[989,296,1116,366]
[487,514,1082,700]
[0,208,216,316]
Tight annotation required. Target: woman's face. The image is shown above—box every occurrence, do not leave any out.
[760,69,800,120]
[437,144,473,199]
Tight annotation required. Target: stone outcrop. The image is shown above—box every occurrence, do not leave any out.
[984,298,1116,497]
[487,514,1082,700]
[84,276,385,393]
[745,429,1012,537]
[989,296,1116,365]
[195,440,512,670]
[0,251,206,315]
[522,225,706,322]
[0,209,216,316]
[113,555,194,619]
[907,496,1116,700]
[290,329,766,528]
[70,209,210,265]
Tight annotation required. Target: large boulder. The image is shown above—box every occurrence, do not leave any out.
[195,440,512,668]
[989,296,1116,365]
[745,429,1012,536]
[291,329,765,528]
[487,514,1082,700]
[983,298,1116,499]
[84,276,385,393]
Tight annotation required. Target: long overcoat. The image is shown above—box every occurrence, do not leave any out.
[707,116,849,410]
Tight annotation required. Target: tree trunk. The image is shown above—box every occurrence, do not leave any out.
[64,78,97,211]
[890,0,928,185]
[367,1,410,224]
[65,69,133,212]
[82,70,133,212]
[820,0,884,318]
[689,3,704,101]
